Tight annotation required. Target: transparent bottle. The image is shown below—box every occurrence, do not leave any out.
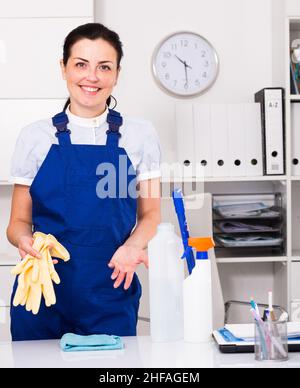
[148,223,184,342]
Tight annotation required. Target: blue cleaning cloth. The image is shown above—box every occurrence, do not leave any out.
[60,333,124,352]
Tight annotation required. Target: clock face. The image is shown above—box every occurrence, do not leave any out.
[152,31,219,97]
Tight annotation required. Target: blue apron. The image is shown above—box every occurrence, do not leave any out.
[10,109,142,341]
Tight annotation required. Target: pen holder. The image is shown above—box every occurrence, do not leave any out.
[254,319,288,362]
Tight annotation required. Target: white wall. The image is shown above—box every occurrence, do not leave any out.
[95,0,275,164]
[286,0,300,15]
[272,0,286,86]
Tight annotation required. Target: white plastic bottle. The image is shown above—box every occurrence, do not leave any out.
[183,237,214,343]
[148,223,184,342]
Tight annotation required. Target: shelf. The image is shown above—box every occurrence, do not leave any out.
[216,257,288,264]
[292,250,300,261]
[205,176,286,182]
[289,95,300,101]
[0,253,18,266]
[161,175,287,183]
[290,17,300,21]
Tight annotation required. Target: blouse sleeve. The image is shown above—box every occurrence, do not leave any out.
[10,121,52,186]
[136,122,162,182]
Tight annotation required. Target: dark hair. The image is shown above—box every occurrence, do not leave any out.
[62,23,123,111]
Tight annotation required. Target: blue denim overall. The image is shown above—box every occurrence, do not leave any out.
[10,109,141,341]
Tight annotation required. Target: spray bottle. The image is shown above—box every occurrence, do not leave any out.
[183,237,215,343]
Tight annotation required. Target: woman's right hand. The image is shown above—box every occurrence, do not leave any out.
[17,235,42,260]
[18,235,58,264]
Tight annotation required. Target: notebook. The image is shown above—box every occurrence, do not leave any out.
[213,323,300,353]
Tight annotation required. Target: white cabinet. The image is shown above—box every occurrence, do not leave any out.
[0,307,11,341]
[0,266,13,342]
[291,262,300,300]
[0,17,92,98]
[0,99,66,181]
[0,266,15,307]
[0,0,93,17]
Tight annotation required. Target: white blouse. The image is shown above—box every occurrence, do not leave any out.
[10,106,162,186]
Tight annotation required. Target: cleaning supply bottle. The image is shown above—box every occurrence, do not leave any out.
[183,237,215,343]
[148,223,184,342]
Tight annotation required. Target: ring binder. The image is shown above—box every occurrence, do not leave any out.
[254,88,286,176]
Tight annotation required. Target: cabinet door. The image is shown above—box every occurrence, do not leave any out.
[0,99,65,182]
[0,0,93,17]
[0,266,15,307]
[291,262,300,300]
[0,17,92,98]
[0,307,11,342]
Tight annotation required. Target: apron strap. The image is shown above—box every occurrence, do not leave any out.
[106,109,122,148]
[52,112,72,147]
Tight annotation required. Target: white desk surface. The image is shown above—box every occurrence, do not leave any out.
[1,336,300,368]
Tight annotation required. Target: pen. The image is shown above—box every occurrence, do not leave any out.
[268,291,277,321]
[250,297,260,316]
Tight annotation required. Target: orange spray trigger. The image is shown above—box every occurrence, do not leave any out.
[188,237,215,260]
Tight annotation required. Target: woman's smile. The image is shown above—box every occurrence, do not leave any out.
[79,85,102,96]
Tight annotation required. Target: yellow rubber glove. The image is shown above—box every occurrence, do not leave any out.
[45,234,70,262]
[25,259,43,314]
[11,232,45,277]
[39,244,57,307]
[12,260,33,307]
[12,232,46,312]
[11,232,70,315]
[39,234,70,307]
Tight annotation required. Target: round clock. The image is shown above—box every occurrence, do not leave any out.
[152,31,219,98]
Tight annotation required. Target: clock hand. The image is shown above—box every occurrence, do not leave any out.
[175,55,193,69]
[184,64,188,87]
[175,55,186,66]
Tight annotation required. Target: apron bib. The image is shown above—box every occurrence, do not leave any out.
[10,109,141,341]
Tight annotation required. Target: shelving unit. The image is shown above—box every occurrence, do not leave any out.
[158,17,300,322]
[287,16,300,320]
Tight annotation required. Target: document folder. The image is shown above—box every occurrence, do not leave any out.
[255,88,285,175]
[244,103,263,177]
[175,103,195,178]
[291,102,300,176]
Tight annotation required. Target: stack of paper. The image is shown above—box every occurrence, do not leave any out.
[215,221,278,234]
[213,203,281,219]
[215,235,283,248]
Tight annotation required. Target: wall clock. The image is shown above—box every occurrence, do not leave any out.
[152,31,219,97]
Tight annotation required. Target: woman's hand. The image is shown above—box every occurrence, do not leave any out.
[108,245,148,290]
[18,235,58,264]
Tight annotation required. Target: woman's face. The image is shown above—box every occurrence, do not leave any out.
[60,38,120,115]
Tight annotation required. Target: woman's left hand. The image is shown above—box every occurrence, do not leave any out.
[108,245,148,290]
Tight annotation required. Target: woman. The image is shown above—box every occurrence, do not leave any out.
[6,23,161,341]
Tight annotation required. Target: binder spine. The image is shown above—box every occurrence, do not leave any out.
[255,88,286,176]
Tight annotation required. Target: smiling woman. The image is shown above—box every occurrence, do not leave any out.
[7,23,161,341]
[60,24,123,117]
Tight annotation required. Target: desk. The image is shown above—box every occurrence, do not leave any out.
[1,336,300,368]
